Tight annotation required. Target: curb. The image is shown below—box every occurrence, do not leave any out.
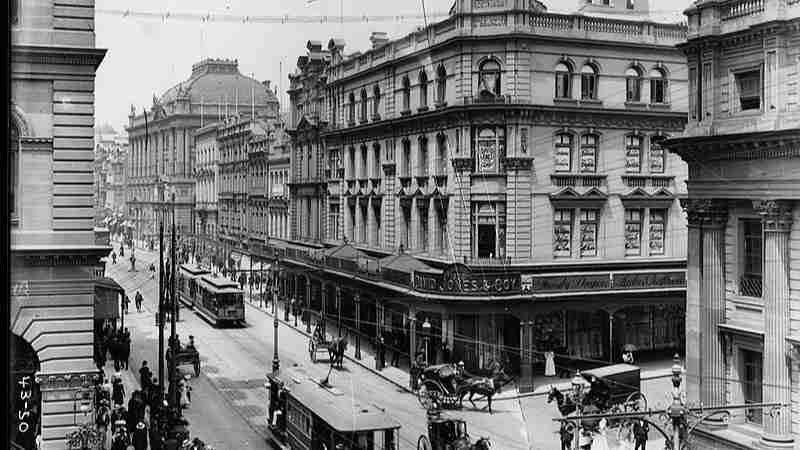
[245,301,417,395]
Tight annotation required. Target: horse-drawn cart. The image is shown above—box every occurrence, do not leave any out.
[417,411,491,450]
[308,323,348,368]
[166,337,200,377]
[416,364,510,414]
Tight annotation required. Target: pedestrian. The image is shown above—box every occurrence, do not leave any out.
[111,251,117,264]
[130,253,136,271]
[120,246,125,257]
[377,335,386,371]
[95,399,111,434]
[185,374,192,405]
[132,421,148,450]
[135,291,143,312]
[388,329,399,368]
[139,361,152,389]
[180,374,192,409]
[112,378,125,408]
[633,419,649,450]
[122,334,131,369]
[441,341,451,365]
[122,295,130,314]
[557,422,573,450]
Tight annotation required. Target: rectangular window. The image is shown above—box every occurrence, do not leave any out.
[626,77,641,102]
[624,208,643,256]
[554,134,572,172]
[419,204,429,251]
[330,204,340,241]
[579,134,597,173]
[626,0,635,9]
[555,72,571,99]
[472,202,506,259]
[649,137,666,174]
[649,209,666,255]
[741,349,763,425]
[419,139,429,177]
[736,70,761,111]
[702,63,712,118]
[766,51,777,111]
[579,209,598,257]
[402,142,411,177]
[740,219,763,297]
[402,206,411,249]
[553,209,573,258]
[625,135,642,173]
[650,77,667,104]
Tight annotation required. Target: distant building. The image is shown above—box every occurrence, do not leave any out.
[10,0,108,447]
[125,58,279,247]
[93,128,128,231]
[194,123,220,265]
[664,1,800,448]
[279,0,689,384]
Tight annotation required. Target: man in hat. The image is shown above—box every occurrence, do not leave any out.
[112,377,125,408]
[139,361,152,389]
[111,251,117,264]
[633,419,649,450]
[132,421,148,450]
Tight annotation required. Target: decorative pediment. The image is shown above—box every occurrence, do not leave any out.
[431,186,449,198]
[621,187,675,206]
[549,186,581,200]
[620,187,650,200]
[652,188,675,199]
[549,186,608,207]
[582,187,608,200]
[396,186,407,197]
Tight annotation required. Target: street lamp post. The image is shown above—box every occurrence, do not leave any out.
[422,318,431,366]
[272,261,281,374]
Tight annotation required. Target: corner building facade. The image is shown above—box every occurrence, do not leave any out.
[282,0,689,389]
[664,1,800,448]
[10,0,109,447]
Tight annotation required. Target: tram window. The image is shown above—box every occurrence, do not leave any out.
[382,430,396,450]
[356,432,374,450]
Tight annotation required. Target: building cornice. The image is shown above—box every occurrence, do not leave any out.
[12,45,106,69]
[663,128,800,163]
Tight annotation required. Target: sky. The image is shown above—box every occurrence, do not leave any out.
[94,0,693,133]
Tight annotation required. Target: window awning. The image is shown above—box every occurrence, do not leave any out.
[95,277,123,320]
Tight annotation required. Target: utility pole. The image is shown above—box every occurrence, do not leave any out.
[158,222,165,396]
[169,191,179,413]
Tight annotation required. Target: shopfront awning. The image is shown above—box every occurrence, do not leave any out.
[95,277,124,320]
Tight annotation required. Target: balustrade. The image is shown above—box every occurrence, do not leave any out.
[722,0,764,20]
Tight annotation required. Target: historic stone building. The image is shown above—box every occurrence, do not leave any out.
[10,0,108,447]
[194,123,219,265]
[663,1,800,448]
[277,0,689,385]
[125,59,279,247]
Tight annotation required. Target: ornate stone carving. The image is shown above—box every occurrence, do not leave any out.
[680,198,728,228]
[754,200,794,232]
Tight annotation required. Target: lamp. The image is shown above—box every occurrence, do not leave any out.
[422,318,432,365]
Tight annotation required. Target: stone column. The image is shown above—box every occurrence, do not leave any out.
[699,201,728,414]
[354,293,362,360]
[519,319,534,393]
[382,161,396,248]
[335,286,342,336]
[682,199,704,405]
[408,305,417,362]
[305,277,312,333]
[411,197,419,250]
[355,200,364,244]
[757,200,794,448]
[428,199,438,254]
[367,197,376,247]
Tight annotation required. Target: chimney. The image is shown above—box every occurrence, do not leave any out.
[369,32,389,49]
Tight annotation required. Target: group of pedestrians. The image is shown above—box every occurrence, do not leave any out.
[96,326,132,372]
[93,372,149,450]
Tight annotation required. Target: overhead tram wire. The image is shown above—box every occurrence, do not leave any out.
[97,8,452,24]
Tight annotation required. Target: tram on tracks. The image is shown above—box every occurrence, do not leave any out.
[266,367,401,450]
[193,274,245,326]
[177,263,211,308]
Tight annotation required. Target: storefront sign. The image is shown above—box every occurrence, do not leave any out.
[413,264,521,294]
[612,271,685,290]
[531,274,612,293]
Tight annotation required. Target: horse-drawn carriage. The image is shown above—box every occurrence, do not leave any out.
[308,323,347,368]
[165,336,200,377]
[416,411,491,450]
[416,363,511,414]
[547,363,646,441]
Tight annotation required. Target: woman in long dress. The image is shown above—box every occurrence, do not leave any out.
[590,418,610,450]
[616,421,635,450]
[545,351,556,377]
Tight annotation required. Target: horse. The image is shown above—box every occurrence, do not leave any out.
[327,331,349,369]
[473,437,492,450]
[546,386,578,417]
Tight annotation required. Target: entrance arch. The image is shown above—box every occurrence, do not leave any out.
[9,333,41,449]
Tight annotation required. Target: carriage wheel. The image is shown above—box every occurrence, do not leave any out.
[417,380,443,410]
[309,338,317,363]
[417,435,432,450]
[624,392,647,411]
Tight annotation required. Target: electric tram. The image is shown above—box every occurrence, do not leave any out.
[193,274,245,326]
[177,263,211,308]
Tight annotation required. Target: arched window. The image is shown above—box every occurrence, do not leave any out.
[402,76,411,112]
[436,65,447,104]
[9,121,19,219]
[348,92,355,123]
[478,59,501,97]
[419,70,428,108]
[555,62,572,99]
[625,67,642,102]
[554,133,573,172]
[580,65,598,100]
[373,85,381,117]
[649,68,667,104]
[360,89,368,121]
